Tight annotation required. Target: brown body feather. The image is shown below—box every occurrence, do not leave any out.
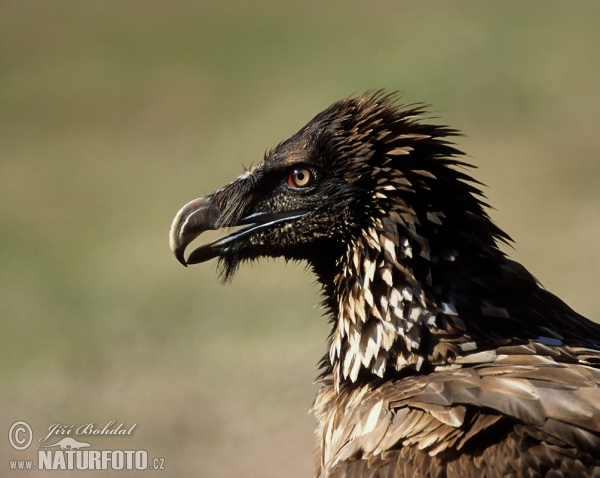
[169,91,600,477]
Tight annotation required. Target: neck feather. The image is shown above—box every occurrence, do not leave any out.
[322,211,501,391]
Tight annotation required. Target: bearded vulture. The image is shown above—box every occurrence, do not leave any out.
[169,91,600,477]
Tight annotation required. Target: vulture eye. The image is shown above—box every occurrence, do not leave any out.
[287,166,314,189]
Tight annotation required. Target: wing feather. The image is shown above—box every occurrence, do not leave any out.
[317,363,600,476]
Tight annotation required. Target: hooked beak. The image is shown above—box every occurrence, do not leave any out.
[169,197,221,266]
[169,196,308,267]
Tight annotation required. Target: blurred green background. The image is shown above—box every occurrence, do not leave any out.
[1,1,599,476]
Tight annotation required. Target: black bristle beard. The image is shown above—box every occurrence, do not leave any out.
[217,255,242,283]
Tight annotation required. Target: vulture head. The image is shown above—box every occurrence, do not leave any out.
[170,91,507,289]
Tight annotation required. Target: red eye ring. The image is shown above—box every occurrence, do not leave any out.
[287,167,314,188]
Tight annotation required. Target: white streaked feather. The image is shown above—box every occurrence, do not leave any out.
[362,400,384,435]
[440,302,458,316]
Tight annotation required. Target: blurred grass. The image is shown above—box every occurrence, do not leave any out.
[1,1,600,476]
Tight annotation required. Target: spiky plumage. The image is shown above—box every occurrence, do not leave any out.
[169,91,600,477]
